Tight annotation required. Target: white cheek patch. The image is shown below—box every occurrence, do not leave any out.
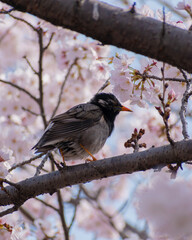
[98,99,106,105]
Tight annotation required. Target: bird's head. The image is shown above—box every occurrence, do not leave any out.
[90,92,132,117]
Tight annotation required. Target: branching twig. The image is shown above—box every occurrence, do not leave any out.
[156,64,174,145]
[44,32,55,51]
[34,154,49,176]
[8,153,44,172]
[124,128,146,153]
[136,72,188,83]
[51,58,78,119]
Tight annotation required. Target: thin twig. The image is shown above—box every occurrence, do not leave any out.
[22,106,39,116]
[136,72,188,83]
[0,79,38,103]
[23,56,38,75]
[68,187,81,230]
[37,27,47,128]
[35,197,59,212]
[160,63,174,145]
[179,69,191,139]
[34,154,49,176]
[97,78,110,93]
[8,153,44,172]
[44,32,55,51]
[28,163,49,173]
[51,58,78,118]
[9,13,38,32]
[19,206,35,222]
[57,190,69,240]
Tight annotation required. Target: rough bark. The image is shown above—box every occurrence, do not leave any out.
[1,0,192,72]
[0,139,192,211]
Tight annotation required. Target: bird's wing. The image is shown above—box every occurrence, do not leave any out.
[34,103,103,147]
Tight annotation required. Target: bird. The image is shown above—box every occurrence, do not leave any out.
[32,92,132,163]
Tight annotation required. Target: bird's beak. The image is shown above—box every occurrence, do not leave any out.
[120,106,133,112]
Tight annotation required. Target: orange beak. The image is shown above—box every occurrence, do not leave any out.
[121,106,133,112]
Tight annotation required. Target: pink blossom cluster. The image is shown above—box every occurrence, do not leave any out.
[135,173,192,239]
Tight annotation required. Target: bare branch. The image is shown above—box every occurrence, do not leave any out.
[1,139,192,216]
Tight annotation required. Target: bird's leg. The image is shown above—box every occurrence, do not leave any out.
[59,148,66,166]
[79,144,97,161]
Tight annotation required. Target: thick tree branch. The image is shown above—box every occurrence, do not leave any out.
[1,0,192,72]
[0,139,192,215]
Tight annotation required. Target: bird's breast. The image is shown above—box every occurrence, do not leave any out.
[80,116,110,154]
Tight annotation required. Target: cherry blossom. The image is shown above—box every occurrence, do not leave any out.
[135,173,192,239]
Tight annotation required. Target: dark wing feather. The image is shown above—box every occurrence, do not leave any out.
[33,103,102,148]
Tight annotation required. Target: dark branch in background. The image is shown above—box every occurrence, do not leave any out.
[80,183,148,240]
[1,0,192,72]
[57,190,69,240]
[8,13,54,128]
[1,139,192,217]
